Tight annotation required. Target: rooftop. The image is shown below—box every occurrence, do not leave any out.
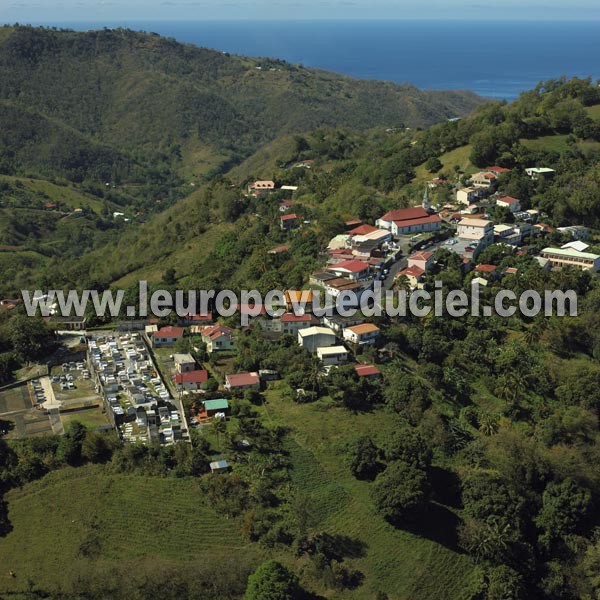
[354,364,382,377]
[409,251,434,261]
[458,218,492,228]
[346,323,380,335]
[226,372,260,387]
[475,264,497,273]
[175,370,209,384]
[286,290,314,304]
[203,398,229,411]
[298,326,335,339]
[541,247,600,260]
[330,259,370,273]
[348,224,378,235]
[497,195,520,204]
[173,353,195,364]
[153,326,184,338]
[379,207,429,222]
[394,214,441,229]
[317,345,349,356]
[398,266,426,279]
[281,312,314,323]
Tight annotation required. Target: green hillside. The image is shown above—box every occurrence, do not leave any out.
[0,25,482,184]
[0,466,263,596]
[263,388,484,599]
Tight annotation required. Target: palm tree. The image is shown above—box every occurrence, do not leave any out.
[478,412,500,437]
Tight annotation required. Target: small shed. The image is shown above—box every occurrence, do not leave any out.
[210,460,229,474]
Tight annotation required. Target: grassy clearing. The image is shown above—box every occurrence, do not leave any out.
[112,221,233,287]
[520,133,600,155]
[520,134,570,153]
[0,175,112,214]
[60,407,111,429]
[585,104,600,119]
[0,465,262,594]
[260,384,483,600]
[414,145,474,182]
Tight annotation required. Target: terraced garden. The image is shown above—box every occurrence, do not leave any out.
[0,466,263,595]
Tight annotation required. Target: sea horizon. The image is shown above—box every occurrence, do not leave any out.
[13,19,600,100]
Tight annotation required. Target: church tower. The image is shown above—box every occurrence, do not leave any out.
[422,186,432,212]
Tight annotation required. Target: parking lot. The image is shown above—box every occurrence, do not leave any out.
[0,381,54,439]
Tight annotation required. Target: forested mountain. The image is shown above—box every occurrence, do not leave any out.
[0,25,482,183]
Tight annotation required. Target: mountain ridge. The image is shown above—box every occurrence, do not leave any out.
[0,25,484,181]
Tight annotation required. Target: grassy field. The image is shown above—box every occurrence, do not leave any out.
[585,103,600,119]
[260,384,484,600]
[520,134,571,153]
[414,145,475,182]
[520,133,600,155]
[0,465,263,595]
[112,220,234,287]
[0,175,115,214]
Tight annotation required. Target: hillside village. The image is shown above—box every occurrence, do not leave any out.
[3,69,600,599]
[4,156,596,459]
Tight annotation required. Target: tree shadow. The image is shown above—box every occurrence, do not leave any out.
[0,418,15,435]
[297,532,369,561]
[428,466,462,508]
[0,498,13,537]
[402,502,462,551]
[328,533,369,560]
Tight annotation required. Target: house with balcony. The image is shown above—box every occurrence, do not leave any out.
[540,247,600,271]
[343,323,380,345]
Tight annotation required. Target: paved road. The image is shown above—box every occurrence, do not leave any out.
[39,376,65,435]
[383,256,408,291]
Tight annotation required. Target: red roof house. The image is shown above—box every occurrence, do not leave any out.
[475,264,497,274]
[152,326,185,347]
[349,224,379,235]
[174,369,209,390]
[225,372,261,391]
[354,364,382,378]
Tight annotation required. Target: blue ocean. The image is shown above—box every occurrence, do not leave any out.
[43,20,600,100]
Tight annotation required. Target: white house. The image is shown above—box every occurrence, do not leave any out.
[456,187,481,206]
[173,353,196,373]
[407,251,434,272]
[151,326,185,347]
[343,323,380,345]
[225,372,261,391]
[526,167,556,179]
[200,325,235,353]
[298,326,336,353]
[317,346,349,366]
[376,207,441,236]
[457,218,494,245]
[496,195,521,212]
[280,313,319,335]
[540,248,600,271]
[174,369,209,391]
[471,171,497,188]
[328,259,370,280]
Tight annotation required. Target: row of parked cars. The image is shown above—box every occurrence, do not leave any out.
[30,379,46,405]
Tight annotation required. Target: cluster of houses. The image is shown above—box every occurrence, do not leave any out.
[305,209,441,303]
[423,166,600,272]
[87,333,186,445]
